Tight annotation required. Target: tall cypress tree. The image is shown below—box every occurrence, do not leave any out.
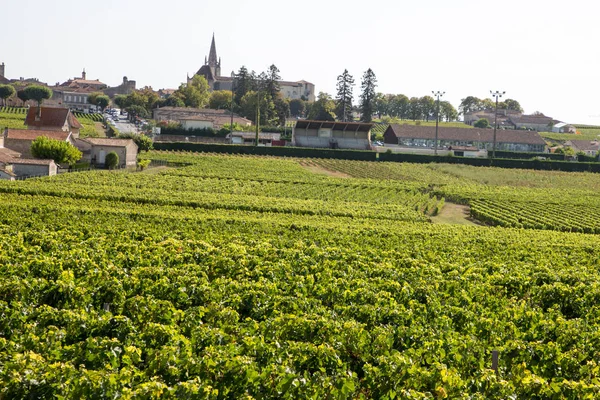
[234,66,254,105]
[359,69,377,123]
[335,69,354,122]
[264,64,281,100]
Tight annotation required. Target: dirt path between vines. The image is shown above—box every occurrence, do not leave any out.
[431,203,481,226]
[299,161,351,178]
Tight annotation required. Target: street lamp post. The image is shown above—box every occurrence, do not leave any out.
[432,91,445,156]
[255,89,260,146]
[230,71,235,134]
[490,90,505,158]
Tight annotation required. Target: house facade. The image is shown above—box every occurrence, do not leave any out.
[384,124,547,153]
[3,129,73,158]
[75,138,138,168]
[293,120,373,150]
[0,154,58,177]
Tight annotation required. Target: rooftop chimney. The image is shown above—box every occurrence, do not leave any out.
[0,62,5,77]
[82,68,86,80]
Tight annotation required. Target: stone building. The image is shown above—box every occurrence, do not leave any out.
[153,106,250,129]
[384,124,547,153]
[189,35,316,102]
[104,76,137,98]
[75,138,138,168]
[2,129,74,158]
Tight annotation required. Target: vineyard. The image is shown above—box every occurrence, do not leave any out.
[2,152,600,398]
[0,107,103,137]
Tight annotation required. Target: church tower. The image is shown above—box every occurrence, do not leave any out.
[206,34,221,77]
[190,34,223,88]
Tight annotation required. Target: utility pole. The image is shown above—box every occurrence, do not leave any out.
[490,90,505,158]
[230,71,235,134]
[432,91,445,156]
[255,90,260,146]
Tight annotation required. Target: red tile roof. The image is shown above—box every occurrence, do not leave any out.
[6,129,71,141]
[25,107,82,129]
[386,124,547,145]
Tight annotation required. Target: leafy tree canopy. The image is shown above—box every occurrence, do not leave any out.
[474,118,490,128]
[0,84,16,106]
[308,92,336,121]
[30,136,82,165]
[23,85,53,107]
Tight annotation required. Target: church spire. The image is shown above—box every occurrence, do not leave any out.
[208,33,218,68]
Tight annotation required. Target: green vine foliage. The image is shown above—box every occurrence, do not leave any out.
[1,153,600,398]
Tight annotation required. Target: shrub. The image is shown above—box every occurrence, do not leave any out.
[474,118,489,128]
[105,152,119,169]
[118,133,153,152]
[30,136,82,165]
[137,159,151,170]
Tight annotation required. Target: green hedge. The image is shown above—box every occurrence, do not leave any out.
[160,126,230,137]
[153,143,376,160]
[491,150,565,161]
[152,142,600,173]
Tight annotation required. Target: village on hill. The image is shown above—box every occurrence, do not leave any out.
[1,34,599,179]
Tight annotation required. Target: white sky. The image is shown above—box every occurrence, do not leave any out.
[1,0,599,124]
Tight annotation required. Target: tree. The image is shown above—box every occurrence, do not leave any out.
[481,98,495,110]
[359,69,377,123]
[23,85,53,108]
[419,96,436,121]
[125,105,149,121]
[264,65,281,100]
[459,96,483,116]
[239,90,274,125]
[532,111,545,116]
[274,96,290,126]
[119,133,153,152]
[113,95,128,110]
[0,84,16,106]
[504,99,524,113]
[289,99,306,118]
[176,75,210,108]
[373,93,388,119]
[335,69,354,122]
[94,95,110,112]
[307,92,336,121]
[408,97,422,121]
[389,94,410,119]
[234,66,255,105]
[105,151,119,169]
[87,92,104,106]
[17,89,29,105]
[439,101,458,122]
[163,95,185,108]
[209,90,232,110]
[474,118,490,128]
[30,136,82,165]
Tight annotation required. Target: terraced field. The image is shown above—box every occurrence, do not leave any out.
[1,152,600,398]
